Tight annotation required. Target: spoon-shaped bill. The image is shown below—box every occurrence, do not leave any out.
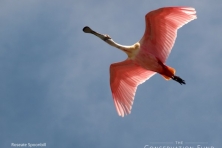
[83,26,93,33]
[82,26,111,41]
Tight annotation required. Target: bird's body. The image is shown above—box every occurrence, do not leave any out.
[83,7,197,117]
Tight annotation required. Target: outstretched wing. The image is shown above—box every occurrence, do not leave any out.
[110,60,156,117]
[139,7,197,62]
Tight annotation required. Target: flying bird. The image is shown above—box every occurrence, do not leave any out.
[83,7,197,117]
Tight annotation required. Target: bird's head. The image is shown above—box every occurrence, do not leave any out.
[83,26,112,41]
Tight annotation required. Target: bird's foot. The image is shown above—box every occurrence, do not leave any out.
[172,75,186,85]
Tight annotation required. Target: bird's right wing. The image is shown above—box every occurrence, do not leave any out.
[110,60,156,117]
[139,7,197,62]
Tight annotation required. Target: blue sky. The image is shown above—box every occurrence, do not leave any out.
[1,0,222,148]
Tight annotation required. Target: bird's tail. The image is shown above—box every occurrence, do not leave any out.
[161,65,176,80]
[161,65,186,85]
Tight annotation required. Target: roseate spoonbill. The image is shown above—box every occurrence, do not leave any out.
[83,7,197,117]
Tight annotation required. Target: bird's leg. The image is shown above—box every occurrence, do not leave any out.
[172,75,186,85]
[156,58,186,85]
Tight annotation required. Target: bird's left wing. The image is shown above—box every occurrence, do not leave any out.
[139,7,197,62]
[110,60,156,117]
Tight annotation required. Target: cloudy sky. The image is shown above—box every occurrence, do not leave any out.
[1,0,222,148]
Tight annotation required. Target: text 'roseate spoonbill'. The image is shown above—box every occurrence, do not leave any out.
[83,7,197,117]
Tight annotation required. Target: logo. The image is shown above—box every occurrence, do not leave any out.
[144,141,215,148]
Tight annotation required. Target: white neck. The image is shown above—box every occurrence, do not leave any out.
[105,39,133,51]
[104,39,140,58]
[83,26,140,58]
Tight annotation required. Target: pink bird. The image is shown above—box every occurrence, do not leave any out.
[83,7,197,117]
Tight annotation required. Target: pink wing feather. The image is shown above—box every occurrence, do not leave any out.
[139,7,197,62]
[110,60,156,117]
